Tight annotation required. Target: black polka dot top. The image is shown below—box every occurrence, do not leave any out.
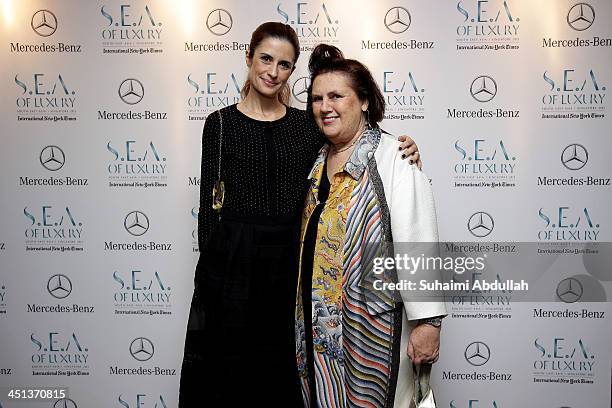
[197,104,325,249]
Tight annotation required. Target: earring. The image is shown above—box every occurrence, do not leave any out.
[364,108,373,130]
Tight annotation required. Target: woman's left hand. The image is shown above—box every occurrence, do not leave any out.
[397,135,422,170]
[407,323,440,365]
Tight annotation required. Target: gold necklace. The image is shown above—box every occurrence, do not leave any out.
[332,135,360,154]
[239,103,285,119]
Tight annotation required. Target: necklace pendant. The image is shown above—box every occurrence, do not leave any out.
[212,180,225,211]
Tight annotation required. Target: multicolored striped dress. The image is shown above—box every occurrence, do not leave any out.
[295,128,446,408]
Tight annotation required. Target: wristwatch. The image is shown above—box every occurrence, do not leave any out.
[420,316,443,328]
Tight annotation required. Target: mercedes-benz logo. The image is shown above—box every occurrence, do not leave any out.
[470,75,497,103]
[556,277,583,303]
[468,212,494,238]
[53,398,77,408]
[124,211,150,236]
[31,10,57,37]
[464,341,491,366]
[118,79,144,105]
[567,3,595,31]
[129,337,155,362]
[40,145,66,172]
[292,77,311,104]
[561,143,588,171]
[384,7,411,34]
[47,274,73,299]
[206,9,233,36]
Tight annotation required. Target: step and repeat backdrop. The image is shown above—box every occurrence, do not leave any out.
[1,0,611,407]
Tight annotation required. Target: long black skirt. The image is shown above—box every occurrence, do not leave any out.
[179,213,303,407]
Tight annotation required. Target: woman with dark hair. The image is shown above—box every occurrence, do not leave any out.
[295,44,446,407]
[178,22,422,406]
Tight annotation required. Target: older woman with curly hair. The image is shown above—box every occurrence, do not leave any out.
[295,44,446,407]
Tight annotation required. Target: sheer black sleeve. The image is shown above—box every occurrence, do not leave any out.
[197,111,221,252]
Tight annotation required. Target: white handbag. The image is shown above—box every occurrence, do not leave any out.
[410,363,436,408]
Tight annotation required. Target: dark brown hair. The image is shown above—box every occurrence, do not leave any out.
[241,22,300,105]
[307,44,385,127]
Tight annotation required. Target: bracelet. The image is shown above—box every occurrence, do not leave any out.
[420,316,443,328]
